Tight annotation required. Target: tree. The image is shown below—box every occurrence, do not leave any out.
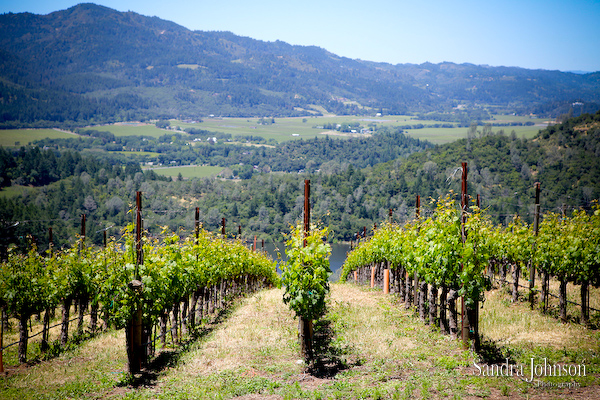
[155,120,170,129]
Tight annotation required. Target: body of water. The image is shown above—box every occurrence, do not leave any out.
[260,242,351,282]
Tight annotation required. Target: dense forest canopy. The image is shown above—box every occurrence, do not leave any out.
[32,127,433,175]
[0,3,599,128]
[1,111,599,256]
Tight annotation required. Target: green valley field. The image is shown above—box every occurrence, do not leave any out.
[143,165,225,179]
[0,114,544,149]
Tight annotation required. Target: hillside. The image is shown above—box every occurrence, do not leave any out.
[366,110,600,224]
[1,284,598,399]
[1,3,599,127]
[1,111,599,251]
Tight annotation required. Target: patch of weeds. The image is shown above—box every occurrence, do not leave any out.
[573,374,600,387]
[310,390,325,400]
[257,345,273,358]
[468,384,491,398]
[402,381,416,400]
[436,379,449,397]
[435,355,460,371]
[119,372,136,387]
[499,383,510,396]
[420,379,432,399]
[389,384,403,400]
[52,377,99,399]
[282,381,309,400]
[225,374,281,397]
[354,386,385,400]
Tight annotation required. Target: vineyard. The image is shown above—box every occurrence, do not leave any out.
[1,173,600,399]
[341,193,600,344]
[0,195,279,372]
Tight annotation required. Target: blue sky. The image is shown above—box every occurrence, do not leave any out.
[2,0,599,72]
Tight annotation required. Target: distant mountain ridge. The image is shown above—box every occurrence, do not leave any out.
[1,3,599,127]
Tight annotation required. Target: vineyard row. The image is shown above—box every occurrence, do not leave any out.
[341,194,600,347]
[0,215,280,371]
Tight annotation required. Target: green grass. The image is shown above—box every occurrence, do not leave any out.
[110,150,162,157]
[0,185,36,198]
[177,117,329,142]
[0,129,76,147]
[175,114,543,145]
[1,114,545,148]
[90,123,169,138]
[145,165,224,179]
[403,125,541,144]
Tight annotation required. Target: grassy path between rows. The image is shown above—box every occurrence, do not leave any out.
[1,283,599,399]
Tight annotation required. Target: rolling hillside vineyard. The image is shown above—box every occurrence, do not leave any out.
[1,2,600,398]
[341,190,600,345]
[0,196,279,370]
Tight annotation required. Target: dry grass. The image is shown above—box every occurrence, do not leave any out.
[480,288,599,351]
[328,284,419,359]
[496,273,600,320]
[2,306,95,367]
[1,329,127,399]
[179,288,299,376]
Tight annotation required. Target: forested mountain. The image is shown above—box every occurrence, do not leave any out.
[1,111,599,254]
[1,3,599,128]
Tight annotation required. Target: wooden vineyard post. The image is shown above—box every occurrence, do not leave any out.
[413,195,420,310]
[80,213,86,252]
[195,207,200,242]
[299,179,313,360]
[49,227,53,255]
[0,306,4,373]
[384,269,390,294]
[460,163,469,349]
[531,182,541,310]
[460,162,479,350]
[221,218,226,239]
[304,180,310,244]
[416,195,420,220]
[371,264,375,288]
[127,191,144,375]
[354,270,358,283]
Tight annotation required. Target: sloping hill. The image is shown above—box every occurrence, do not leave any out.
[1,3,599,127]
[365,110,600,225]
[1,112,598,248]
[1,284,598,399]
